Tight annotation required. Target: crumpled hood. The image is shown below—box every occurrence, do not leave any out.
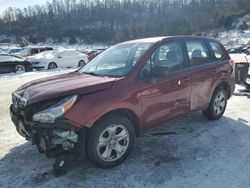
[16,72,117,105]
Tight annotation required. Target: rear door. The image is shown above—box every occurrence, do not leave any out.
[70,51,81,66]
[184,39,226,111]
[139,40,191,128]
[59,51,78,67]
[57,51,72,67]
[56,52,66,67]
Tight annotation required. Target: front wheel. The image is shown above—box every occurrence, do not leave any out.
[202,87,227,120]
[86,116,135,168]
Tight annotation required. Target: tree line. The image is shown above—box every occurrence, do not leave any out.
[0,0,249,44]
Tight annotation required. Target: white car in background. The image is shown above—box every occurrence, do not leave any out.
[28,49,89,69]
[12,46,53,57]
[7,47,24,55]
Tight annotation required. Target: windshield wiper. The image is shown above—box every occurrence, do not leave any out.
[82,72,105,77]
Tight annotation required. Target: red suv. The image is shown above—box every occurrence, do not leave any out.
[10,36,235,170]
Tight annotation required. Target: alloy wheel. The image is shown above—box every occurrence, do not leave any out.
[15,65,25,73]
[213,91,226,115]
[78,60,85,67]
[48,63,57,69]
[96,124,129,162]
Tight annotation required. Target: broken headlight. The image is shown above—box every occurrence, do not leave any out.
[32,95,78,123]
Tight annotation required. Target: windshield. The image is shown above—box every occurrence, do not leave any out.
[79,42,152,77]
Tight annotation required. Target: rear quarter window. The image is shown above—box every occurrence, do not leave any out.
[209,41,224,60]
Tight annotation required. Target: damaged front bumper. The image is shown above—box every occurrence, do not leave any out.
[10,104,86,159]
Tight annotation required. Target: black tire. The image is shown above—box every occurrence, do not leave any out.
[86,116,135,168]
[48,62,57,69]
[78,60,86,67]
[202,87,227,120]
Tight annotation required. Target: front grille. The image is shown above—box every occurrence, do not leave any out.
[12,92,27,110]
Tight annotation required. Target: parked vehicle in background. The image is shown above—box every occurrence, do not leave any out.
[12,46,53,57]
[228,45,250,54]
[87,48,107,61]
[8,47,24,55]
[245,49,250,55]
[0,49,7,54]
[0,54,32,73]
[229,53,250,89]
[28,49,88,69]
[10,36,235,174]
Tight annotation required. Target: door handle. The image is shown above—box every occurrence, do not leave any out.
[178,77,189,85]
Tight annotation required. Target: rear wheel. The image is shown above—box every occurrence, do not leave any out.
[202,87,227,120]
[15,64,25,73]
[48,62,57,69]
[78,60,86,67]
[87,116,135,168]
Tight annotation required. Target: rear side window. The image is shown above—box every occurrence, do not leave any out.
[209,41,224,59]
[186,40,210,66]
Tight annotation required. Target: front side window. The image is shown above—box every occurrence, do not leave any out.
[141,41,184,77]
[186,40,210,66]
[209,41,224,59]
[80,42,152,77]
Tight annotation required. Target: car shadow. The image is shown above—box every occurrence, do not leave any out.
[1,112,250,187]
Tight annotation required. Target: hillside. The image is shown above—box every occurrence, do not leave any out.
[218,14,250,49]
[0,0,249,44]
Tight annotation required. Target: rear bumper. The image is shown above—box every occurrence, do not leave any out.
[10,105,86,158]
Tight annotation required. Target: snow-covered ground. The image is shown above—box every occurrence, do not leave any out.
[1,70,250,187]
[218,14,250,49]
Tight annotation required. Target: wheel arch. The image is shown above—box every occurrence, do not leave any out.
[48,62,57,69]
[216,81,231,99]
[92,108,141,137]
[78,60,86,66]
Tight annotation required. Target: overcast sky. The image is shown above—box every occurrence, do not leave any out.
[0,0,50,13]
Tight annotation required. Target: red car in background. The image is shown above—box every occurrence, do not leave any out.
[87,48,107,61]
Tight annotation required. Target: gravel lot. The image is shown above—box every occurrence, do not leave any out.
[0,70,250,188]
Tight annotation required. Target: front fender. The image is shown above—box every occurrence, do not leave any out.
[64,89,142,129]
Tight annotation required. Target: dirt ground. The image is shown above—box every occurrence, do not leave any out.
[1,70,250,188]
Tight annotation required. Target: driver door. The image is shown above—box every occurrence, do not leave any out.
[139,40,191,128]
